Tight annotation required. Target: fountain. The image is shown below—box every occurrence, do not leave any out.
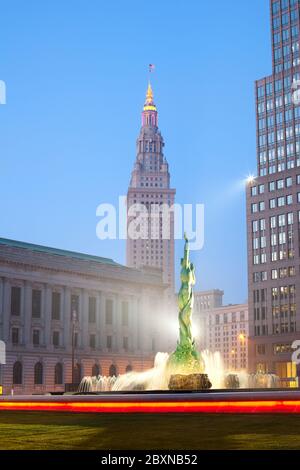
[78,236,280,393]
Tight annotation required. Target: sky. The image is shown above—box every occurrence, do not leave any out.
[0,0,272,304]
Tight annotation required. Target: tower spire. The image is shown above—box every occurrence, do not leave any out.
[142,82,157,127]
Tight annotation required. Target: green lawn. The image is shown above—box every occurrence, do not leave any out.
[0,412,300,450]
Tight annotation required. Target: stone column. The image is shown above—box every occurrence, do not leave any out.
[2,279,10,342]
[82,290,89,348]
[99,294,106,351]
[115,295,122,352]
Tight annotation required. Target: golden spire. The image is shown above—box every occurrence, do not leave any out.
[145,82,154,104]
[143,81,156,111]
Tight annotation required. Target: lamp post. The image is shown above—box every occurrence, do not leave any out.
[71,309,77,386]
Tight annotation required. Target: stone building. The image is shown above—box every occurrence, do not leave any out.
[127,83,176,292]
[0,238,168,395]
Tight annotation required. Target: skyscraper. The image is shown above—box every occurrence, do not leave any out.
[247,0,300,385]
[127,83,176,291]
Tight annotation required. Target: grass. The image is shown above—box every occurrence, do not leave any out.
[0,412,300,450]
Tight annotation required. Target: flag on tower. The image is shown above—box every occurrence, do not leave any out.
[149,64,155,73]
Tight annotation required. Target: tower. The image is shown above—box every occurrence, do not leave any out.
[247,0,300,384]
[127,83,176,291]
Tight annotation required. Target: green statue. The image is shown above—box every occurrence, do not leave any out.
[168,234,205,375]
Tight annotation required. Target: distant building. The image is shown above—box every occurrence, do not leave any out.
[0,238,168,395]
[127,83,176,292]
[205,303,249,372]
[246,0,300,385]
[194,290,224,349]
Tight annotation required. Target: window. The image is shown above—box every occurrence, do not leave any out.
[52,292,61,320]
[122,301,129,326]
[88,296,96,323]
[11,287,21,316]
[13,361,22,385]
[251,186,257,196]
[33,329,40,346]
[259,202,265,211]
[32,289,41,318]
[89,334,96,349]
[259,184,265,194]
[54,363,63,385]
[287,195,293,205]
[52,331,60,347]
[34,362,43,385]
[71,294,79,318]
[278,197,285,207]
[260,219,266,231]
[109,364,117,377]
[12,327,19,345]
[269,181,275,191]
[92,364,100,376]
[252,221,259,233]
[107,335,112,350]
[270,199,276,209]
[252,203,258,213]
[105,299,113,324]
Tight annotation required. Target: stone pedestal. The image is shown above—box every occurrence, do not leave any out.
[168,373,212,391]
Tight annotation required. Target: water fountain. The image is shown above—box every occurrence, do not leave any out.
[78,236,280,393]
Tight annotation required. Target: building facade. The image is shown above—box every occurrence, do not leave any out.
[0,238,168,395]
[194,289,224,349]
[247,0,300,384]
[204,304,249,372]
[127,83,176,291]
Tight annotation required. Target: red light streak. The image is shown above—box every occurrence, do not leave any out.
[0,400,300,414]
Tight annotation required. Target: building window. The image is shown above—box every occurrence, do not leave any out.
[89,334,96,349]
[52,292,61,320]
[32,289,41,318]
[88,297,96,323]
[107,335,112,350]
[33,329,40,346]
[11,286,21,316]
[92,364,100,377]
[34,362,43,385]
[13,361,22,385]
[71,294,79,318]
[109,364,117,377]
[11,327,19,345]
[52,331,60,347]
[54,363,63,385]
[105,299,113,325]
[122,301,129,326]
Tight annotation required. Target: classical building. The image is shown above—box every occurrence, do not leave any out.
[127,83,176,292]
[0,238,168,395]
[247,0,300,385]
[204,303,249,372]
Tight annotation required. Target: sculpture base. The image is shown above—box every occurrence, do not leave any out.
[168,374,212,391]
[167,342,205,375]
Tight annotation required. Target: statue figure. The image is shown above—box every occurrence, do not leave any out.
[178,233,196,348]
[167,234,205,375]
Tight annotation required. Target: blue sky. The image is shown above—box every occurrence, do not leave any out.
[0,0,271,303]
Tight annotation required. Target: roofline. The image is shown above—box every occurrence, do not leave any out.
[0,237,119,266]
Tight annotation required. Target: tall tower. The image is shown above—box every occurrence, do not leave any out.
[246,0,300,384]
[127,83,176,291]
